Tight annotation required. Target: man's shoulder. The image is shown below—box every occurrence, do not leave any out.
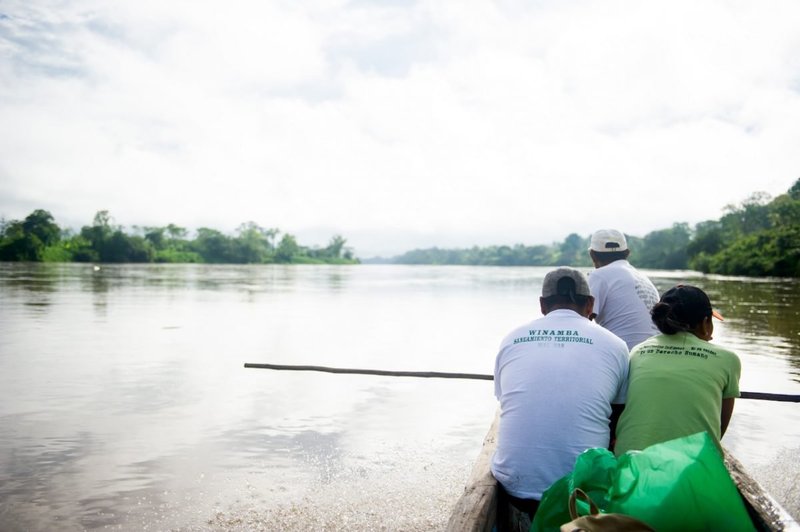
[499,318,542,345]
[590,260,631,281]
[593,261,657,290]
[587,268,604,287]
[507,316,543,333]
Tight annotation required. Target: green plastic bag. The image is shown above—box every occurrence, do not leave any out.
[607,432,755,531]
[530,432,756,532]
[530,448,617,532]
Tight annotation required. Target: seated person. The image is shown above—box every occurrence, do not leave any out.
[587,228,660,350]
[614,284,741,455]
[491,267,629,525]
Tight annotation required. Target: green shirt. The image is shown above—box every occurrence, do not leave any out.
[614,332,741,456]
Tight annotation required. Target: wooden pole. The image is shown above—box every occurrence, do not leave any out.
[243,362,493,380]
[243,363,800,402]
[739,391,800,402]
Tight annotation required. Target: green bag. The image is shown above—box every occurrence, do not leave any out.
[531,432,756,532]
[607,432,755,531]
[531,448,617,532]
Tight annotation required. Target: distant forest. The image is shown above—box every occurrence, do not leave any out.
[0,210,357,265]
[2,178,798,276]
[375,178,800,278]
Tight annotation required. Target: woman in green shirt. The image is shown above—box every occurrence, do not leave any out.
[614,284,741,455]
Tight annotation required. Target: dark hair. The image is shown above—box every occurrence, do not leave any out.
[651,285,713,334]
[592,250,628,265]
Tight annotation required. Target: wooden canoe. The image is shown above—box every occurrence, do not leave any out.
[446,415,799,531]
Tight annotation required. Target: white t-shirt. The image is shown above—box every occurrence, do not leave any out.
[588,260,660,350]
[490,309,629,500]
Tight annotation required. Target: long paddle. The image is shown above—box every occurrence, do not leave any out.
[243,362,800,403]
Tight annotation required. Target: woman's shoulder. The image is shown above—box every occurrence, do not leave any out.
[631,333,739,357]
[684,334,741,365]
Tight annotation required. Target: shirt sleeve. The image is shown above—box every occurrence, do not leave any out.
[494,348,503,399]
[723,352,742,398]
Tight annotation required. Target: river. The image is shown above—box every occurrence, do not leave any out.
[1,263,798,531]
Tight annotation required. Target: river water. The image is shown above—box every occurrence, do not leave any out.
[1,263,798,531]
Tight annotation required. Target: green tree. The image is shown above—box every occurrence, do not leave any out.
[687,220,723,257]
[637,223,691,269]
[147,223,200,262]
[275,234,300,263]
[788,177,800,200]
[769,193,800,228]
[0,209,62,261]
[720,192,772,237]
[312,234,356,262]
[22,209,61,247]
[234,222,274,263]
[556,233,590,266]
[80,210,115,259]
[0,220,32,260]
[144,227,166,250]
[102,231,154,262]
[64,234,98,262]
[705,229,799,277]
[687,181,800,277]
[193,228,235,263]
[0,210,359,265]
[323,235,347,259]
[166,224,188,240]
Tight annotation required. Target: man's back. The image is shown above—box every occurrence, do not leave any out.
[491,308,629,500]
[588,259,659,350]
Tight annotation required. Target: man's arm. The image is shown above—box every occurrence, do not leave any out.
[721,397,735,436]
[587,274,605,324]
[609,403,625,451]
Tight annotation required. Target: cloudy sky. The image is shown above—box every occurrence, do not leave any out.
[1,1,799,257]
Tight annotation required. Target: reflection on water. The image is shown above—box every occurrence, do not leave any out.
[648,272,800,376]
[707,276,800,368]
[0,263,798,530]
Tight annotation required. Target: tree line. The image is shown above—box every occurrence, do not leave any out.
[382,178,800,278]
[0,210,358,265]
[3,178,798,275]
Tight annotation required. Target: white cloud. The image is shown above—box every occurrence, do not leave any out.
[1,0,799,257]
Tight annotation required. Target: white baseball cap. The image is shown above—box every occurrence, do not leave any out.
[589,229,628,252]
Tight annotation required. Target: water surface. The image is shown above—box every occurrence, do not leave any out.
[1,263,798,530]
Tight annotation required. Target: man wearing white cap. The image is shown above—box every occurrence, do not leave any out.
[588,229,660,350]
